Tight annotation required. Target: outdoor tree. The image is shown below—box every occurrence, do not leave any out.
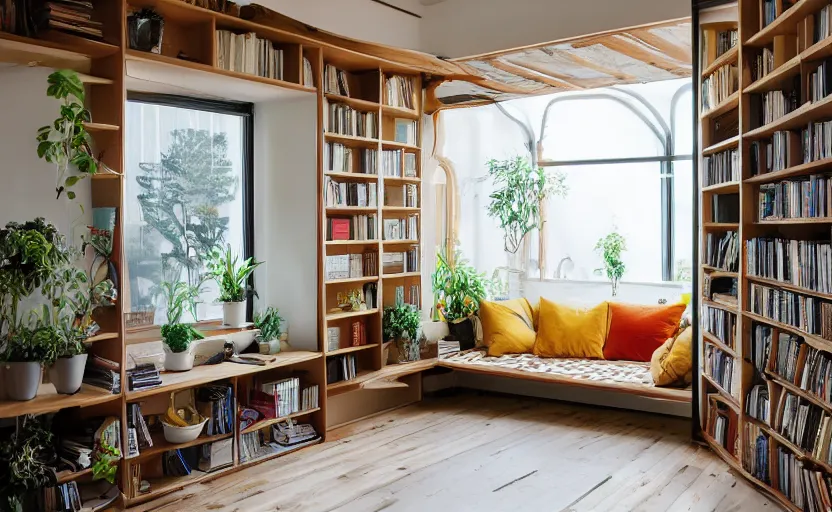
[136,129,238,289]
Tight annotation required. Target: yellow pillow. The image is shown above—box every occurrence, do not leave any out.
[533,299,608,359]
[651,327,693,387]
[480,299,536,356]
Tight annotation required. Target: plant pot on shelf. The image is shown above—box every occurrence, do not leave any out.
[222,301,246,328]
[447,317,476,351]
[48,353,88,395]
[163,347,195,372]
[4,362,42,401]
[127,11,164,54]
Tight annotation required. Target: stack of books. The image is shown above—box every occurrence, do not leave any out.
[752,48,774,82]
[749,282,832,340]
[708,408,735,454]
[715,29,738,56]
[327,354,357,384]
[382,149,404,177]
[216,30,284,80]
[810,59,832,103]
[41,481,82,511]
[746,237,832,292]
[393,119,418,145]
[324,64,350,96]
[701,64,738,112]
[325,102,378,138]
[804,121,832,163]
[272,422,320,447]
[702,305,736,348]
[84,354,121,393]
[301,385,319,411]
[705,344,736,395]
[384,75,414,109]
[1,0,36,36]
[776,392,826,455]
[758,176,832,220]
[816,4,832,44]
[325,142,354,174]
[162,449,194,477]
[126,363,161,392]
[776,446,832,510]
[239,431,265,462]
[303,57,313,87]
[360,149,379,174]
[39,1,103,39]
[324,177,377,207]
[750,131,793,175]
[351,320,366,347]
[257,377,301,418]
[197,384,234,435]
[756,85,800,126]
[743,422,770,484]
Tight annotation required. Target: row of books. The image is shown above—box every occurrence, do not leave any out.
[84,354,120,393]
[704,231,739,272]
[326,215,377,241]
[746,384,770,422]
[777,391,831,462]
[758,176,832,220]
[327,354,357,384]
[382,216,418,241]
[716,28,738,56]
[751,323,773,374]
[702,148,738,187]
[743,423,770,484]
[239,423,320,463]
[763,0,778,27]
[126,363,161,392]
[42,0,102,39]
[774,332,803,383]
[325,252,377,280]
[709,409,736,455]
[126,403,152,459]
[0,0,34,35]
[816,4,832,44]
[326,319,369,352]
[701,64,738,112]
[747,237,832,294]
[324,143,378,175]
[382,247,419,274]
[703,304,736,348]
[804,120,832,164]
[381,149,418,177]
[324,178,377,207]
[385,75,415,110]
[801,346,832,405]
[755,87,799,127]
[810,59,832,103]
[324,64,351,97]
[252,377,304,419]
[325,102,378,139]
[216,30,284,80]
[705,344,737,396]
[749,282,832,341]
[198,384,234,436]
[750,131,792,176]
[776,446,832,511]
[751,48,774,82]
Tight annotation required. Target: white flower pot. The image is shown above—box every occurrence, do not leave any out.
[4,362,42,401]
[164,348,195,372]
[49,353,88,394]
[222,301,246,327]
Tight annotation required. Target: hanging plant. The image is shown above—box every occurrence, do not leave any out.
[36,70,100,201]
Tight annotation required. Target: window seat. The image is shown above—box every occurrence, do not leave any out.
[436,349,691,403]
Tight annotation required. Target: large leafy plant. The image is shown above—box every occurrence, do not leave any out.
[432,250,488,322]
[36,70,100,201]
[205,244,262,303]
[253,307,283,343]
[594,230,627,296]
[383,304,420,342]
[485,156,567,254]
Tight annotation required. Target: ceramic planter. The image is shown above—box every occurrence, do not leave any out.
[222,301,246,327]
[164,348,194,372]
[4,362,42,401]
[49,353,88,394]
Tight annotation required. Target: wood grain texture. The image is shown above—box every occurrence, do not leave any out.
[134,393,782,512]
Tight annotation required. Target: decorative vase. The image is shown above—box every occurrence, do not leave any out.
[394,336,420,363]
[128,13,164,54]
[447,317,475,350]
[222,301,246,327]
[164,348,194,372]
[4,362,42,401]
[48,353,88,394]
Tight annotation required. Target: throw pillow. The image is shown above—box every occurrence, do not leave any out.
[479,299,536,357]
[533,299,608,359]
[604,302,686,362]
[651,327,693,387]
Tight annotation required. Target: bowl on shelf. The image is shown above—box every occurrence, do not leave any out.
[161,418,209,444]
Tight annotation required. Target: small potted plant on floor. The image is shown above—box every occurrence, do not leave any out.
[431,249,488,350]
[206,244,262,327]
[383,304,421,363]
[159,281,204,372]
[254,306,284,355]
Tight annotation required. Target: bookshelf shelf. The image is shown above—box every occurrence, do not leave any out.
[765,371,832,415]
[743,55,801,94]
[700,90,739,120]
[381,104,420,119]
[131,469,218,504]
[383,176,421,183]
[325,343,379,357]
[240,407,322,435]
[327,359,436,397]
[756,217,832,224]
[743,156,832,184]
[381,239,420,245]
[324,132,379,146]
[55,468,93,484]
[383,271,421,279]
[745,274,832,302]
[702,135,740,156]
[745,0,829,47]
[749,414,832,474]
[801,32,832,61]
[129,432,234,461]
[701,372,740,411]
[701,264,737,276]
[702,45,738,77]
[325,93,379,111]
[326,206,378,214]
[742,311,832,358]
[744,94,832,140]
[380,140,420,150]
[83,122,120,132]
[325,276,379,285]
[0,384,119,419]
[327,370,374,392]
[702,222,739,230]
[323,171,379,181]
[238,438,323,468]
[382,206,420,212]
[701,181,739,194]
[325,308,379,322]
[0,31,119,69]
[325,239,380,246]
[703,331,737,358]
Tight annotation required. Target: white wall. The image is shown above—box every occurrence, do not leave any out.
[420,0,691,58]
[523,279,686,307]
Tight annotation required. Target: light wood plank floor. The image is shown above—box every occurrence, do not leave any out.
[135,392,784,512]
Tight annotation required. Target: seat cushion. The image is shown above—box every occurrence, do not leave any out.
[651,327,693,387]
[533,299,608,359]
[480,298,536,357]
[604,302,686,362]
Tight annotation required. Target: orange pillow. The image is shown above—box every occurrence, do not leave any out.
[604,303,686,362]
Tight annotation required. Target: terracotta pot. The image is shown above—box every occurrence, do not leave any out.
[48,353,88,394]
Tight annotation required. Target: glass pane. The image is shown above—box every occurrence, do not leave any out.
[673,88,694,156]
[124,101,245,324]
[673,160,693,282]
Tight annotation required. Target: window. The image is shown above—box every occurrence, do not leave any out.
[123,95,252,325]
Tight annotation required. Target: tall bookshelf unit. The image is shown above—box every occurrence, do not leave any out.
[698,0,832,508]
[0,0,426,506]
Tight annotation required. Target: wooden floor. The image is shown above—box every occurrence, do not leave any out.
[135,392,784,512]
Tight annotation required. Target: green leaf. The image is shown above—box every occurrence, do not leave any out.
[67,191,76,200]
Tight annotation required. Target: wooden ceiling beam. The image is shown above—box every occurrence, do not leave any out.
[577,36,690,75]
[502,58,612,89]
[488,59,583,90]
[627,30,691,63]
[550,49,637,82]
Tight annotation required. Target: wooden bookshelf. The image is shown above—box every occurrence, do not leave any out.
[697,1,832,508]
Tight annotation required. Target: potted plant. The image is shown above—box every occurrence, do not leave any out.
[0,415,58,510]
[595,230,627,296]
[0,219,68,400]
[205,244,263,327]
[431,249,488,350]
[253,307,283,355]
[159,281,204,372]
[383,304,421,363]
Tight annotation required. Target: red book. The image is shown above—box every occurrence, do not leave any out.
[351,321,361,346]
[331,218,351,241]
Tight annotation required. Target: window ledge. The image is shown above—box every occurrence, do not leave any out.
[524,277,687,289]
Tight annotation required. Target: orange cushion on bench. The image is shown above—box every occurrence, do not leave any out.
[604,302,686,362]
[533,299,608,359]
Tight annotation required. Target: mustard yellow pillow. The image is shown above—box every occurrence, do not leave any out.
[533,299,608,359]
[480,299,536,356]
[651,327,693,387]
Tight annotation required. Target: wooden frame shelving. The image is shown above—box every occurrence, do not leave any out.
[697,1,832,509]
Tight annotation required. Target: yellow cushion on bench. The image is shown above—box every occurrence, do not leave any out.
[650,327,693,387]
[480,299,536,356]
[533,299,608,359]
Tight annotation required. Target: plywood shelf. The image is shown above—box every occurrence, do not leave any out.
[703,332,737,358]
[743,157,832,184]
[324,132,379,146]
[324,171,379,181]
[702,222,739,230]
[743,54,801,94]
[325,275,379,285]
[700,90,739,120]
[325,343,379,356]
[383,176,421,183]
[381,140,420,150]
[745,0,830,47]
[128,432,233,462]
[0,31,119,72]
[325,308,379,322]
[240,407,321,435]
[382,206,420,212]
[741,311,832,354]
[56,467,93,484]
[383,271,421,279]
[702,46,738,78]
[744,94,832,140]
[86,332,119,343]
[83,122,120,132]
[756,217,832,224]
[745,274,832,301]
[381,239,420,245]
[326,359,436,396]
[381,104,420,119]
[701,373,740,411]
[325,239,379,246]
[0,383,119,419]
[702,135,739,156]
[325,93,380,111]
[701,181,739,193]
[326,206,378,214]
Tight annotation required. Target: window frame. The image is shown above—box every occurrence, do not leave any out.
[536,83,693,283]
[124,92,256,322]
